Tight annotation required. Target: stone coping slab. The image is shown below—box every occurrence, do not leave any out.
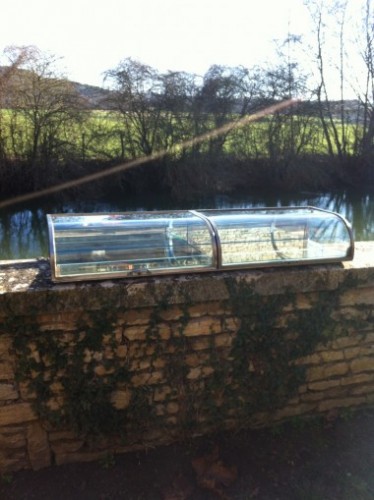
[0,242,374,315]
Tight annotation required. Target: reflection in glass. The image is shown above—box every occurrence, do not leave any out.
[48,212,215,280]
[202,208,353,267]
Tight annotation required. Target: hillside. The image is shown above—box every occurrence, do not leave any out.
[0,66,112,110]
[70,81,112,109]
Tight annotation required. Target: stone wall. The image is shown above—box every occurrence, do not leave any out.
[0,243,374,472]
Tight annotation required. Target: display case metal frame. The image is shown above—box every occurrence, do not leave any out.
[47,206,354,283]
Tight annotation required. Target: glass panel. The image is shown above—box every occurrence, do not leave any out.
[201,208,353,267]
[47,207,353,281]
[48,212,214,281]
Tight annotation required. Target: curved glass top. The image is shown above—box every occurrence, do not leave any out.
[200,207,353,268]
[47,207,354,282]
[48,211,216,281]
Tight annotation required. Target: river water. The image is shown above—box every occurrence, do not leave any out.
[0,190,373,260]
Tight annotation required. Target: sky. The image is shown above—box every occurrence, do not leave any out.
[1,0,313,86]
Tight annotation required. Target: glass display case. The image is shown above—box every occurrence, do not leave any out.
[47,207,354,282]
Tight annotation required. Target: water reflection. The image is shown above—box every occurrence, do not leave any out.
[0,191,373,260]
[0,207,48,259]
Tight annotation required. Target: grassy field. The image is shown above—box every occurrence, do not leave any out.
[0,108,363,163]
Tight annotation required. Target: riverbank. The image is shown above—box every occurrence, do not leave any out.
[1,154,372,204]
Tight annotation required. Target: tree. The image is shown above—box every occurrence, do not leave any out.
[259,35,317,167]
[3,46,86,189]
[357,0,374,163]
[104,58,165,159]
[196,65,254,159]
[0,46,31,173]
[305,0,351,162]
[156,70,200,157]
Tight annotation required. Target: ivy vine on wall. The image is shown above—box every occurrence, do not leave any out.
[2,274,359,439]
[8,305,151,437]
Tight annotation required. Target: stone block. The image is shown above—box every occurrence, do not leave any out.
[188,302,228,318]
[39,322,76,332]
[350,356,374,374]
[295,294,314,310]
[93,352,103,362]
[110,389,132,410]
[166,416,178,426]
[123,325,147,341]
[0,403,36,426]
[340,288,374,306]
[27,422,51,470]
[45,396,64,412]
[307,362,349,382]
[324,362,350,378]
[351,384,374,396]
[214,333,233,348]
[131,344,148,358]
[190,338,211,351]
[0,362,14,380]
[131,371,164,386]
[318,396,366,413]
[272,402,316,421]
[83,348,92,363]
[131,358,152,371]
[202,366,214,377]
[341,373,374,386]
[0,453,29,474]
[158,306,184,321]
[320,351,345,363]
[0,336,12,360]
[115,345,128,359]
[153,358,166,369]
[302,386,348,403]
[119,308,152,325]
[183,317,221,337]
[300,391,326,402]
[222,317,238,332]
[93,365,114,376]
[155,404,165,416]
[358,346,374,357]
[166,402,179,414]
[338,306,368,321]
[364,332,374,343]
[0,432,26,450]
[187,367,201,380]
[344,347,362,360]
[19,381,37,400]
[185,352,208,368]
[149,323,172,341]
[49,381,64,394]
[331,336,361,349]
[308,379,341,392]
[153,386,172,402]
[38,312,77,327]
[0,383,18,400]
[294,353,322,366]
[50,440,85,454]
